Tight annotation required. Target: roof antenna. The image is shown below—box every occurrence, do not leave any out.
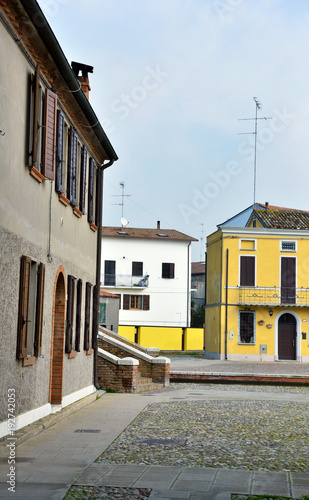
[238,97,272,205]
[112,181,131,218]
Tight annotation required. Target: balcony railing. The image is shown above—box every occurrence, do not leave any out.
[101,274,149,288]
[238,286,309,307]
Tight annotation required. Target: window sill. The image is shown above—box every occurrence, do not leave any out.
[73,207,83,218]
[90,223,98,232]
[59,194,70,206]
[22,356,36,366]
[29,167,44,183]
[86,348,93,355]
[68,350,76,359]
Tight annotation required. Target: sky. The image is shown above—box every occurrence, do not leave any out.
[38,0,309,261]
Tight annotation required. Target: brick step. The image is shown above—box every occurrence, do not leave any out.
[136,382,164,393]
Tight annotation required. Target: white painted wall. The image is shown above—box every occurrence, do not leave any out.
[101,236,192,327]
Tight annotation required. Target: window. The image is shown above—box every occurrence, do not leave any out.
[162,262,175,279]
[17,256,45,361]
[75,279,82,352]
[132,261,143,276]
[67,127,78,206]
[123,294,150,310]
[65,275,75,353]
[240,256,255,286]
[281,240,296,252]
[239,311,255,344]
[104,260,116,285]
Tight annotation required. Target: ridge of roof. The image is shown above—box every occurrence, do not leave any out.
[101,226,198,242]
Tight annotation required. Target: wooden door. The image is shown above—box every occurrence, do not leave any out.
[278,313,296,360]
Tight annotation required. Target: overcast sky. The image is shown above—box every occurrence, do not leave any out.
[39,0,309,261]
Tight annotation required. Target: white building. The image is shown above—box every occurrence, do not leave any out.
[101,224,197,328]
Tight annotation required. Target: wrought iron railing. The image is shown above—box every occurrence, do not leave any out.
[101,274,149,288]
[238,287,309,307]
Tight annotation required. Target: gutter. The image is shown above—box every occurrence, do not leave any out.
[93,159,114,389]
[19,0,118,162]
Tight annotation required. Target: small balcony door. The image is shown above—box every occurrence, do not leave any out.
[281,257,296,304]
[104,260,115,286]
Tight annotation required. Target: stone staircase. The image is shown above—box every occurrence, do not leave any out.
[97,327,170,394]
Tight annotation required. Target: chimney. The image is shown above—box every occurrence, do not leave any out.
[71,61,94,101]
[157,221,160,229]
[265,202,269,212]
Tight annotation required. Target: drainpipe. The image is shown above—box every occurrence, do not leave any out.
[224,248,229,360]
[93,158,114,390]
[187,242,191,328]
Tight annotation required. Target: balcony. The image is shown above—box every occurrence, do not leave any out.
[101,274,149,288]
[238,286,309,307]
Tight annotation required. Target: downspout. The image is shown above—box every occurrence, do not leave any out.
[224,248,229,360]
[93,158,114,390]
[204,249,207,352]
[187,242,191,328]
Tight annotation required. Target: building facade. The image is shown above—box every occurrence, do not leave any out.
[205,208,309,362]
[0,0,117,438]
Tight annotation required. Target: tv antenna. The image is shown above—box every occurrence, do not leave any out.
[238,97,272,204]
[112,181,131,218]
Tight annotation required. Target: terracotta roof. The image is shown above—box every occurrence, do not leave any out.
[253,209,309,229]
[191,262,206,274]
[101,227,198,242]
[258,203,307,212]
[100,290,120,298]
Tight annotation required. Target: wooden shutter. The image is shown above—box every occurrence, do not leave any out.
[55,110,64,193]
[65,275,75,353]
[84,282,91,350]
[42,89,57,180]
[67,127,78,206]
[88,157,95,223]
[95,167,100,227]
[34,263,45,357]
[240,256,255,286]
[162,263,175,279]
[281,257,296,304]
[17,256,31,359]
[79,146,87,213]
[75,279,82,352]
[92,285,97,349]
[123,294,130,310]
[142,295,150,311]
[169,263,175,279]
[31,65,40,168]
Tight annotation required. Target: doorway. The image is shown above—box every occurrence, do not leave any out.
[49,271,65,404]
[278,313,296,360]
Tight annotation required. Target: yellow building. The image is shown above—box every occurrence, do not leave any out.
[205,206,309,362]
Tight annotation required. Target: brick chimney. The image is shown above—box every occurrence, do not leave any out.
[265,201,269,212]
[157,221,160,229]
[71,61,94,101]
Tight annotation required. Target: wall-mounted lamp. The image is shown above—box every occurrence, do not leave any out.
[269,309,273,317]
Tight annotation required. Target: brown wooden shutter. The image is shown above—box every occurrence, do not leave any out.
[95,167,100,227]
[65,275,75,353]
[88,158,94,223]
[17,256,31,359]
[84,282,91,350]
[31,65,40,168]
[281,257,296,304]
[55,110,64,193]
[143,295,150,311]
[92,285,97,349]
[79,146,87,213]
[240,256,255,286]
[42,89,57,180]
[123,294,130,310]
[169,263,175,279]
[67,127,78,206]
[34,263,45,357]
[75,279,82,352]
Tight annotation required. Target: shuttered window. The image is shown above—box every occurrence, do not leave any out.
[79,146,87,213]
[75,279,82,352]
[162,263,175,279]
[17,256,45,360]
[95,168,100,227]
[240,256,255,286]
[123,294,150,310]
[67,127,78,206]
[42,89,57,180]
[55,110,64,193]
[34,263,45,357]
[84,282,92,350]
[132,262,143,276]
[88,157,95,223]
[65,275,75,353]
[143,295,150,311]
[123,294,130,310]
